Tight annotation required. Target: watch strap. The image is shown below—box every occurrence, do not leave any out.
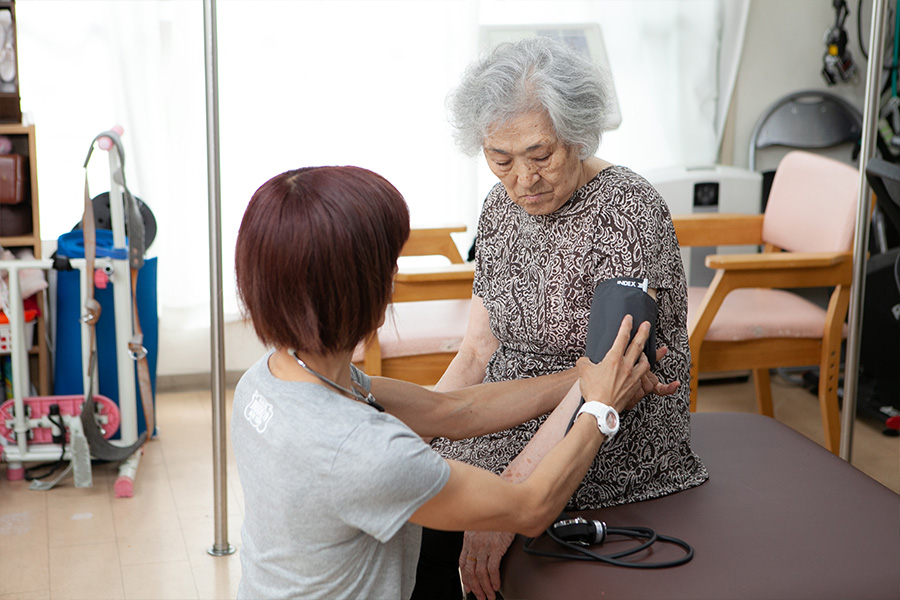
[577,400,620,440]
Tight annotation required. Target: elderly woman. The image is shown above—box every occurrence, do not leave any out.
[231,165,657,599]
[418,37,709,600]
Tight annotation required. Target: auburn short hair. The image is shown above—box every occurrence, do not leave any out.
[235,166,410,355]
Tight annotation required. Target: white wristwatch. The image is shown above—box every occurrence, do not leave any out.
[577,401,620,441]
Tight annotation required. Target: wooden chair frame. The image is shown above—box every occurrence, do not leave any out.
[673,213,853,454]
[357,226,475,385]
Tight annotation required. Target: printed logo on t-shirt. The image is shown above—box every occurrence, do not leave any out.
[244,390,273,434]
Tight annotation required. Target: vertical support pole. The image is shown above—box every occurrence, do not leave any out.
[841,0,888,461]
[7,263,29,458]
[107,150,138,446]
[203,0,234,557]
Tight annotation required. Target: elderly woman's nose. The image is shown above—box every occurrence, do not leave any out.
[514,162,540,186]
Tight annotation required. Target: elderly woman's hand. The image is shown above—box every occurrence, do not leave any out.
[459,530,516,600]
[635,346,680,401]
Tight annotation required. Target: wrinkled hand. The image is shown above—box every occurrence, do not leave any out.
[459,530,515,600]
[634,346,680,402]
[577,316,651,413]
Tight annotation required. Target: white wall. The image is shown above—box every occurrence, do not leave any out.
[184,0,879,381]
[27,0,876,381]
[726,0,869,169]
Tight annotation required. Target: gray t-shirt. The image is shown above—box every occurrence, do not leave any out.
[232,352,451,599]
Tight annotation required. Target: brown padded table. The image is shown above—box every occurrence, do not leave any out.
[501,412,900,600]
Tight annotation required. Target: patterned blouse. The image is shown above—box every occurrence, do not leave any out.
[431,165,708,509]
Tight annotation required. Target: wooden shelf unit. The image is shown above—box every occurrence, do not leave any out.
[0,120,49,395]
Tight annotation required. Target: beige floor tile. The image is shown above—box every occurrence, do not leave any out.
[853,454,900,492]
[48,542,123,600]
[111,481,180,539]
[0,495,48,547]
[190,554,241,600]
[0,542,48,596]
[178,517,241,600]
[157,395,210,426]
[41,465,115,502]
[0,591,51,600]
[116,466,173,503]
[46,488,116,548]
[179,515,242,566]
[134,439,165,463]
[0,480,48,515]
[117,526,189,566]
[167,469,241,524]
[121,560,197,600]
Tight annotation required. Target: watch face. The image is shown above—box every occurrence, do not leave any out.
[606,410,618,429]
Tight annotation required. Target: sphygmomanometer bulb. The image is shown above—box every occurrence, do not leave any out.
[552,516,607,546]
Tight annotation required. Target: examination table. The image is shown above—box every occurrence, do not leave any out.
[500,412,900,600]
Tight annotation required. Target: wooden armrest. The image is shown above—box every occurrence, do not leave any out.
[672,213,764,247]
[705,251,853,289]
[403,225,467,263]
[392,263,475,302]
[706,251,851,270]
[409,225,467,235]
[395,263,475,281]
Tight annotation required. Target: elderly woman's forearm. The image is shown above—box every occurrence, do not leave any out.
[500,381,582,483]
[434,350,487,391]
[435,295,499,391]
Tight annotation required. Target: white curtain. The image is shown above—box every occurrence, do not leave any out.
[15,0,748,376]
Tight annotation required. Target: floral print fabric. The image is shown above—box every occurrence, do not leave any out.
[431,166,708,508]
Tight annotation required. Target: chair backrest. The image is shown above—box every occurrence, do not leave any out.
[749,90,862,172]
[761,150,860,253]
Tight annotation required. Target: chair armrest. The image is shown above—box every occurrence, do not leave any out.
[705,251,853,288]
[403,225,468,263]
[393,263,475,302]
[409,225,467,236]
[706,251,851,270]
[672,213,764,247]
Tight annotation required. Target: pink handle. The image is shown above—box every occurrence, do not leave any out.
[94,269,109,289]
[97,125,125,151]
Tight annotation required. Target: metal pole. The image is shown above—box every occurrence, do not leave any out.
[203,0,234,557]
[841,0,888,461]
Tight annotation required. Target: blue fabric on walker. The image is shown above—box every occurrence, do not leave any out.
[57,229,129,261]
[53,252,158,438]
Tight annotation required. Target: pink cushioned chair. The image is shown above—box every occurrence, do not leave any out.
[673,150,860,454]
[352,226,474,385]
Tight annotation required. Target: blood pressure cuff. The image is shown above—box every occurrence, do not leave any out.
[585,277,658,369]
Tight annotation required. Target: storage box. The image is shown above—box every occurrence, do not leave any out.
[0,200,31,235]
[0,312,35,353]
[0,153,25,205]
[0,319,36,354]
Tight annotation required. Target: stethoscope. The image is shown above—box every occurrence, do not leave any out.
[289,350,385,412]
